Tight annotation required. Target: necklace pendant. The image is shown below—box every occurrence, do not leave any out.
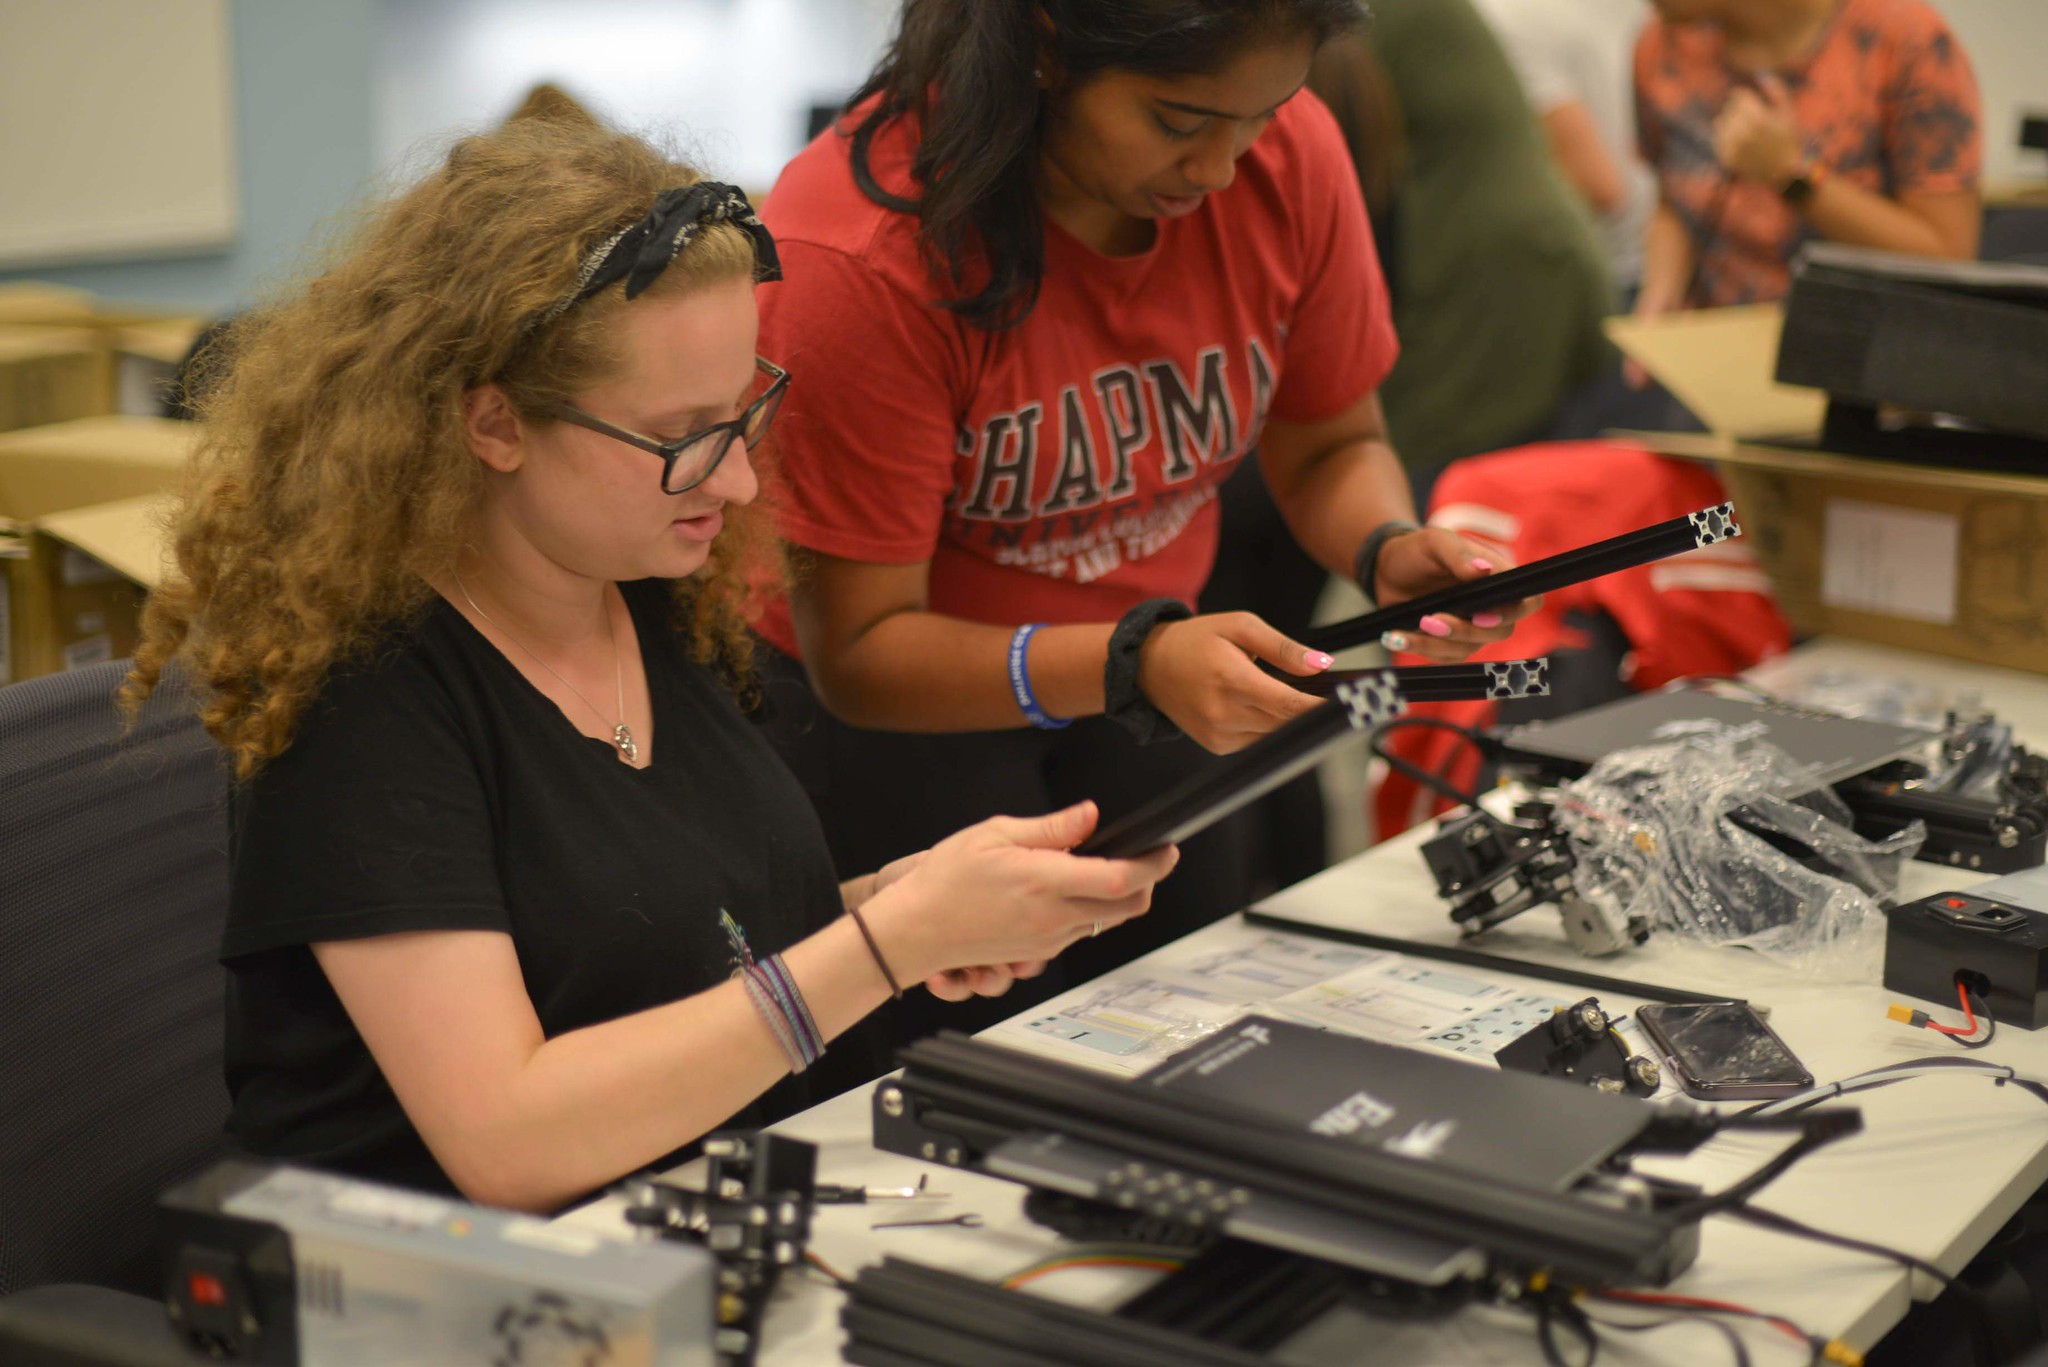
[614,723,639,763]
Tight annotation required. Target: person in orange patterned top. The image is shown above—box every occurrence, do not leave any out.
[1628,0,1981,371]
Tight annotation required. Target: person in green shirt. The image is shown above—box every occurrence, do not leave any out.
[1311,0,1616,487]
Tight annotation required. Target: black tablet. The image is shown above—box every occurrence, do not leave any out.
[1077,672,1405,858]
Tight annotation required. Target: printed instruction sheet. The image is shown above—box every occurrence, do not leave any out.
[984,920,1565,1076]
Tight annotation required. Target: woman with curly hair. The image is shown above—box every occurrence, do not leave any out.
[122,115,1174,1213]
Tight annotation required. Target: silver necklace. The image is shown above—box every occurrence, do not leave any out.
[453,570,639,763]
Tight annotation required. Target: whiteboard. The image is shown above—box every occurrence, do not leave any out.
[0,0,238,267]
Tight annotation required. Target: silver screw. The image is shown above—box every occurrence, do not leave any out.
[879,1086,905,1118]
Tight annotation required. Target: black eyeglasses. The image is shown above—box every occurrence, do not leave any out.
[550,356,790,494]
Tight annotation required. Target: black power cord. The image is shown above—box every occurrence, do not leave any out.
[1368,715,1494,810]
[1723,1202,1954,1293]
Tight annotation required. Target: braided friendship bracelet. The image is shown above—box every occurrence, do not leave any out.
[753,954,824,1065]
[738,968,809,1074]
[722,909,822,1073]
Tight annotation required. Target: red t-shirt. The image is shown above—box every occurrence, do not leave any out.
[751,92,1398,656]
[1635,0,1981,308]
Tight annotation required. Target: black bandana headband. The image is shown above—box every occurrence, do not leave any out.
[535,181,782,329]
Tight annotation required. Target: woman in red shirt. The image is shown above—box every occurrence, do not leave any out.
[754,0,1534,1014]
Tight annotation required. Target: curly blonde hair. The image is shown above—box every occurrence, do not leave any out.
[122,117,779,777]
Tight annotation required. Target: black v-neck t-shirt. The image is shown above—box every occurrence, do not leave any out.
[222,580,888,1200]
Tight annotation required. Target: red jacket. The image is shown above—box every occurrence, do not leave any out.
[1375,443,1792,837]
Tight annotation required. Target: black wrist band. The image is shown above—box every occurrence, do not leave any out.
[847,905,903,999]
[1103,597,1194,745]
[1352,519,1421,609]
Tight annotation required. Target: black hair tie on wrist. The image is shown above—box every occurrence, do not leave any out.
[1103,597,1194,744]
[536,181,783,330]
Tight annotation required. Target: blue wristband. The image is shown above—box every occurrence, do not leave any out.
[1006,623,1071,730]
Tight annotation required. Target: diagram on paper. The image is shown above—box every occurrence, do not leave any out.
[1273,961,1566,1061]
[1008,977,1252,1069]
[1151,932,1387,1000]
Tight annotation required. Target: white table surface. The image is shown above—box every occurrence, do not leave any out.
[560,637,2048,1365]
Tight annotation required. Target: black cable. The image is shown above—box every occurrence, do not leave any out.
[1578,1307,1757,1367]
[1676,1118,1860,1218]
[1533,1286,1600,1367]
[1734,1060,2048,1121]
[1724,1202,1954,1292]
[1370,730,1486,810]
[1369,716,1493,810]
[1953,990,1997,1050]
[1670,674,1780,704]
[1376,714,1496,748]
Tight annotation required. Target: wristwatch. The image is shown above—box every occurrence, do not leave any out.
[1780,161,1826,209]
[1352,519,1421,610]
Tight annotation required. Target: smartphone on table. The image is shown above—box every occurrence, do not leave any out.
[1634,1001,1814,1101]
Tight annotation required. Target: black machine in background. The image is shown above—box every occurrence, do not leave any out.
[851,1020,1856,1365]
[1885,866,2048,1031]
[1775,243,2048,471]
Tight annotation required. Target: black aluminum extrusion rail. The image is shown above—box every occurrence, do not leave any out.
[1305,504,1739,655]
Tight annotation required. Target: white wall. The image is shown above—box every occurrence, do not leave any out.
[1933,0,2048,184]
[0,0,379,313]
[375,0,899,192]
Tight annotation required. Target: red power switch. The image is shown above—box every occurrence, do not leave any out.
[187,1272,227,1307]
[1946,898,1970,909]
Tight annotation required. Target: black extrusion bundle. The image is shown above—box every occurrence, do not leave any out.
[871,1032,1706,1289]
[1304,504,1740,655]
[856,1027,1858,1366]
[843,1258,1270,1367]
[1076,671,1406,858]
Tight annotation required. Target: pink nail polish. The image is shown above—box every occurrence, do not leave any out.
[1470,558,1494,572]
[1473,612,1503,629]
[1419,615,1453,638]
[1305,650,1335,671]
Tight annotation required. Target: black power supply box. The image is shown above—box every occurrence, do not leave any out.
[1884,887,2048,1029]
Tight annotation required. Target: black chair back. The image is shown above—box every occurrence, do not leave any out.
[0,662,230,1297]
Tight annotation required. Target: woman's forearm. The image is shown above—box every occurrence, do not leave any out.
[808,610,1117,732]
[1263,437,1417,579]
[459,917,894,1212]
[1638,202,1695,315]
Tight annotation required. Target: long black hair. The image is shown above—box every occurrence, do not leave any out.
[847,0,1366,332]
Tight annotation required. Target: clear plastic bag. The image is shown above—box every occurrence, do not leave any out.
[1552,734,1924,980]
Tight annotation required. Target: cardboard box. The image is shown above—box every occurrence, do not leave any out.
[0,282,209,417]
[0,282,98,325]
[0,416,192,684]
[0,326,115,432]
[1606,305,2048,674]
